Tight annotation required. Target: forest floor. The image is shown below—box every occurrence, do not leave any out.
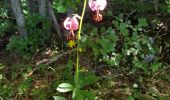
[0,46,170,100]
[0,12,170,100]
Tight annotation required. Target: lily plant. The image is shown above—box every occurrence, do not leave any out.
[54,0,107,99]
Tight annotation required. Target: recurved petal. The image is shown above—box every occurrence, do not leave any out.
[71,17,79,30]
[64,17,71,30]
[88,0,98,11]
[97,0,107,11]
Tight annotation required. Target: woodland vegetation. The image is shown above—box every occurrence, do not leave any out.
[0,0,170,100]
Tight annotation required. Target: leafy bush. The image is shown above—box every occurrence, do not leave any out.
[160,0,170,13]
[0,63,14,99]
[0,20,14,37]
[7,14,50,57]
[53,0,82,13]
[110,0,155,13]
[0,2,14,37]
[82,15,162,74]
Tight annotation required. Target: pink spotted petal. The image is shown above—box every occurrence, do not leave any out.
[71,17,79,30]
[88,0,107,11]
[63,16,79,31]
[64,17,72,30]
[88,0,98,11]
[97,0,107,11]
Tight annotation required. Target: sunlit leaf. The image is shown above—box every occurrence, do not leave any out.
[53,96,67,100]
[73,89,84,100]
[152,63,162,72]
[79,72,99,87]
[79,90,95,100]
[0,74,3,80]
[127,96,134,100]
[138,18,148,27]
[57,83,74,93]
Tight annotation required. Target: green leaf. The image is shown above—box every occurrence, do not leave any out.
[79,90,95,100]
[53,1,66,13]
[106,10,113,17]
[100,26,106,33]
[112,20,119,28]
[74,73,80,89]
[0,74,2,80]
[90,27,98,36]
[138,18,148,27]
[66,60,73,70]
[80,72,99,87]
[64,59,73,79]
[114,14,123,22]
[53,96,67,100]
[127,96,134,100]
[152,63,162,72]
[81,34,88,42]
[73,90,84,100]
[72,89,76,99]
[57,83,74,93]
[121,28,129,36]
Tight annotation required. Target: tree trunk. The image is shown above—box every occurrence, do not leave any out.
[48,1,62,40]
[10,0,27,37]
[38,0,47,16]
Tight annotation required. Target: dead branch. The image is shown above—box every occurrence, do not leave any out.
[36,49,76,65]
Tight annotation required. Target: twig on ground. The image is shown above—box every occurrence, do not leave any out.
[36,49,76,65]
[26,49,76,77]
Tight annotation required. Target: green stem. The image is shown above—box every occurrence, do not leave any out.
[76,0,87,88]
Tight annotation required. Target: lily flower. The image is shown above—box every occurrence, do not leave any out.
[88,0,107,22]
[64,15,80,40]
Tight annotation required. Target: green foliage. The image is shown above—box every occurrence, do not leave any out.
[0,2,14,37]
[21,0,29,15]
[17,77,32,95]
[53,0,81,13]
[111,0,155,13]
[53,0,67,13]
[79,72,99,88]
[73,90,95,100]
[55,60,98,100]
[0,20,13,36]
[32,88,48,100]
[82,15,161,74]
[53,96,67,100]
[7,14,50,58]
[110,0,170,14]
[1,0,170,99]
[0,64,14,99]
[54,1,98,99]
[160,0,170,13]
[64,59,74,79]
[127,96,134,100]
[0,83,14,99]
[0,2,8,18]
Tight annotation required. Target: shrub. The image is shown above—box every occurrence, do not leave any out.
[82,15,162,75]
[7,14,50,58]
